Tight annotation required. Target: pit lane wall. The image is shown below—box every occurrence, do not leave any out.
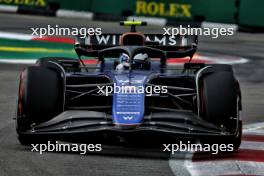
[0,0,263,28]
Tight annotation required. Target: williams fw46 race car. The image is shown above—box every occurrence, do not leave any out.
[16,21,242,150]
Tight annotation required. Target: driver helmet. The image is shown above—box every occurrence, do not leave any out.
[116,53,130,71]
[119,53,130,64]
[133,53,149,62]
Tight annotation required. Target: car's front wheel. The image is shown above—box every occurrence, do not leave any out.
[16,66,64,145]
[200,64,242,151]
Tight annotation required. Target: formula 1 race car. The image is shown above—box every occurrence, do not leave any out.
[16,21,242,150]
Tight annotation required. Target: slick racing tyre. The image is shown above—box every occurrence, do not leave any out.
[200,64,238,124]
[16,66,64,145]
[200,64,242,151]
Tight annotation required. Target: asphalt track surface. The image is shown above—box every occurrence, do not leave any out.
[0,13,264,176]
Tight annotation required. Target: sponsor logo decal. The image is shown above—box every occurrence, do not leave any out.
[135,0,192,18]
[0,0,46,7]
[122,116,134,120]
[85,34,193,46]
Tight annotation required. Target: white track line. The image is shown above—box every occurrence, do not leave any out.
[169,122,264,176]
[194,53,249,65]
[200,56,249,65]
[0,31,33,40]
[240,140,264,150]
[243,122,264,132]
[180,139,264,176]
[0,5,17,13]
[0,59,36,64]
[169,152,193,176]
[202,22,238,30]
[185,160,264,176]
[56,10,93,19]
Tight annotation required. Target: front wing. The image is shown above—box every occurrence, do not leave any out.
[19,110,241,142]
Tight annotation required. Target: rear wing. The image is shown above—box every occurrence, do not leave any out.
[75,34,198,58]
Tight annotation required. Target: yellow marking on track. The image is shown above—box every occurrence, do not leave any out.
[0,46,74,53]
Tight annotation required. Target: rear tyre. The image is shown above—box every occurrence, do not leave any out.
[36,57,80,72]
[16,66,63,145]
[36,57,76,65]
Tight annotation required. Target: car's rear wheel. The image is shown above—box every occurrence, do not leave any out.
[36,57,81,72]
[36,57,76,65]
[16,66,64,145]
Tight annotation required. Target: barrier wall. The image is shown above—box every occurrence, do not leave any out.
[238,0,264,28]
[191,0,237,23]
[134,0,193,21]
[134,0,237,23]
[47,0,92,11]
[0,0,47,7]
[0,0,263,28]
[90,0,132,16]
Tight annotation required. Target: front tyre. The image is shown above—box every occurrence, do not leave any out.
[200,64,242,151]
[16,66,63,145]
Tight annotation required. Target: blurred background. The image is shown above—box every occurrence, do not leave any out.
[0,0,263,30]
